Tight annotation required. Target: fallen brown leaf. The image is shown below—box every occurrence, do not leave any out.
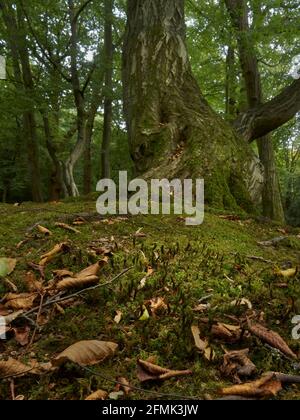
[37,225,52,236]
[221,349,256,383]
[114,310,122,324]
[0,358,37,378]
[55,259,108,290]
[55,222,80,234]
[220,373,282,398]
[149,297,168,315]
[248,321,297,359]
[52,269,74,278]
[56,275,99,290]
[211,323,242,343]
[191,325,215,361]
[13,326,30,346]
[24,271,43,292]
[117,377,131,395]
[191,325,207,352]
[137,359,192,382]
[85,390,108,400]
[39,243,69,266]
[4,293,38,310]
[52,340,118,367]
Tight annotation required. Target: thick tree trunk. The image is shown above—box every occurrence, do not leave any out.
[101,0,114,179]
[226,0,284,223]
[123,0,263,209]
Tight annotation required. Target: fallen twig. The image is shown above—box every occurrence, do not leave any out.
[273,373,300,384]
[246,255,274,264]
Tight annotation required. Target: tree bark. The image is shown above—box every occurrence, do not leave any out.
[234,78,300,142]
[225,46,237,119]
[101,0,114,179]
[65,0,87,197]
[123,0,263,209]
[42,114,68,200]
[0,1,43,202]
[226,0,285,223]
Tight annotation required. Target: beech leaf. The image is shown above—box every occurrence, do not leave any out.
[4,293,38,310]
[52,340,118,367]
[0,358,37,378]
[248,321,297,359]
[85,390,108,400]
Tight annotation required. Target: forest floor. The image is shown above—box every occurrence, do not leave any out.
[0,197,300,400]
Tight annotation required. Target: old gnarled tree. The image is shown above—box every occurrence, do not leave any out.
[122,0,300,212]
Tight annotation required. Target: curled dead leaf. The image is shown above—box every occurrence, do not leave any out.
[55,222,80,234]
[52,340,118,367]
[37,225,52,236]
[220,373,282,398]
[39,243,69,266]
[149,297,168,315]
[56,275,99,290]
[248,321,297,359]
[55,259,108,290]
[211,323,242,343]
[117,377,131,395]
[137,359,192,382]
[221,349,256,383]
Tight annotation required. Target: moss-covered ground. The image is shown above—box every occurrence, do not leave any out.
[0,198,299,400]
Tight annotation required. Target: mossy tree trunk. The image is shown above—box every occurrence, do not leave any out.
[123,0,263,210]
[226,0,285,223]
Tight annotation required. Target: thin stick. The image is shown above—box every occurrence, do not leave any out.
[273,373,300,384]
[27,293,45,348]
[9,379,15,400]
[246,255,274,264]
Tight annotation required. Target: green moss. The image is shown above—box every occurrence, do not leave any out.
[0,200,299,400]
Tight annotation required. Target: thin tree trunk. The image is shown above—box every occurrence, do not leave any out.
[225,46,237,119]
[65,0,87,197]
[101,0,114,179]
[1,1,43,202]
[83,108,97,194]
[226,0,285,223]
[42,114,68,199]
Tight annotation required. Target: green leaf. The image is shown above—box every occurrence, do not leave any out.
[139,305,150,321]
